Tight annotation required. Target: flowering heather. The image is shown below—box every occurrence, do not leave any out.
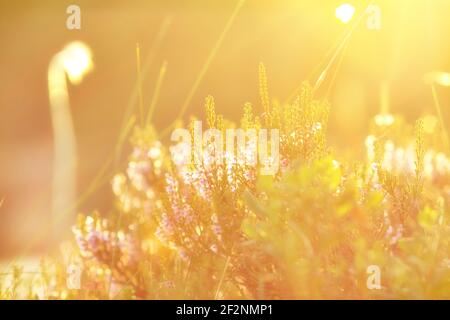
[1,82,449,300]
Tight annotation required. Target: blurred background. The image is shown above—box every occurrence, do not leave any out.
[0,0,449,258]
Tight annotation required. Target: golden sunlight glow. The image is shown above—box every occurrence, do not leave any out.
[59,41,93,84]
[335,3,356,24]
[422,115,438,133]
[438,73,450,87]
[4,0,450,301]
[374,113,394,126]
[425,71,450,87]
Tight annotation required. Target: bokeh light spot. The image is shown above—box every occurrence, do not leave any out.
[336,3,356,24]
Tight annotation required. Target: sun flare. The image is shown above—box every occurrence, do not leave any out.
[59,41,93,85]
[335,3,356,24]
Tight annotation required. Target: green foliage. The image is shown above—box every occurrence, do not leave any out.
[2,80,449,300]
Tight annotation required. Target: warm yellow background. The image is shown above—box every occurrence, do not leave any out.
[0,0,449,257]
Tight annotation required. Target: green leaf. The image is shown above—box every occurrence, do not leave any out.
[418,206,439,231]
